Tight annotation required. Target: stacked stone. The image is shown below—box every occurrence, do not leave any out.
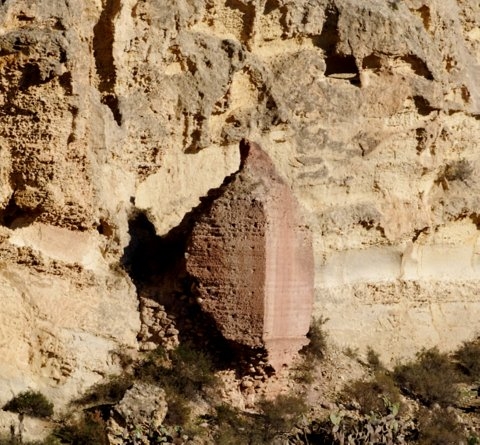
[186,140,314,370]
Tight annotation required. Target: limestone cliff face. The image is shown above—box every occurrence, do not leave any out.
[0,0,479,406]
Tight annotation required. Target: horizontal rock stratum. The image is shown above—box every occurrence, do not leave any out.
[186,140,314,369]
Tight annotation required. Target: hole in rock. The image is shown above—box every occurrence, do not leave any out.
[20,63,53,90]
[362,54,382,71]
[0,194,39,228]
[93,0,122,125]
[401,55,433,80]
[96,218,114,237]
[415,5,431,30]
[413,95,436,116]
[324,54,360,84]
[225,0,256,46]
[313,5,360,85]
[264,0,279,15]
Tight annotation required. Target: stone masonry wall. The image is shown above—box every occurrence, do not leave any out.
[186,141,314,369]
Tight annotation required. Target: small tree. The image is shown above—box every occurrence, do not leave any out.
[3,391,54,418]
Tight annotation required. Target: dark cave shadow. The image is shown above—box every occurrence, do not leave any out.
[121,174,271,376]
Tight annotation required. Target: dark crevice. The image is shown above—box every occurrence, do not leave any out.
[413,95,437,116]
[415,128,427,153]
[184,113,207,154]
[225,0,256,46]
[185,57,197,75]
[93,0,122,125]
[0,103,38,119]
[312,4,339,53]
[415,5,431,31]
[52,18,67,31]
[67,105,79,144]
[359,219,386,237]
[359,219,376,231]
[278,4,290,35]
[97,218,115,237]
[264,0,279,15]
[461,85,471,104]
[19,63,55,90]
[412,227,429,243]
[59,71,73,95]
[313,4,360,86]
[401,55,434,80]
[0,194,39,228]
[102,93,122,124]
[362,54,382,71]
[59,48,68,64]
[469,213,480,230]
[16,13,34,22]
[122,212,186,286]
[324,54,359,84]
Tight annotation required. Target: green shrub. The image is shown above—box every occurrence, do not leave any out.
[169,343,218,392]
[294,317,328,384]
[341,371,402,416]
[455,338,480,382]
[74,374,133,407]
[134,346,169,383]
[215,405,263,445]
[301,316,328,361]
[163,392,191,426]
[135,344,217,397]
[134,344,218,428]
[366,347,384,371]
[393,347,460,407]
[320,403,409,445]
[293,359,316,385]
[259,394,308,441]
[417,407,466,445]
[3,391,54,418]
[215,394,307,444]
[53,411,108,445]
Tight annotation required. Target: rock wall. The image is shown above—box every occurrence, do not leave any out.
[0,0,479,405]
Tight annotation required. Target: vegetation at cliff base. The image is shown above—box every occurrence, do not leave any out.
[6,335,480,444]
[393,347,460,407]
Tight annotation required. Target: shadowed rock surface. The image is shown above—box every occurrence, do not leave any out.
[186,140,314,369]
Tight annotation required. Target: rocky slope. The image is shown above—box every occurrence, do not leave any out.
[0,0,479,412]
